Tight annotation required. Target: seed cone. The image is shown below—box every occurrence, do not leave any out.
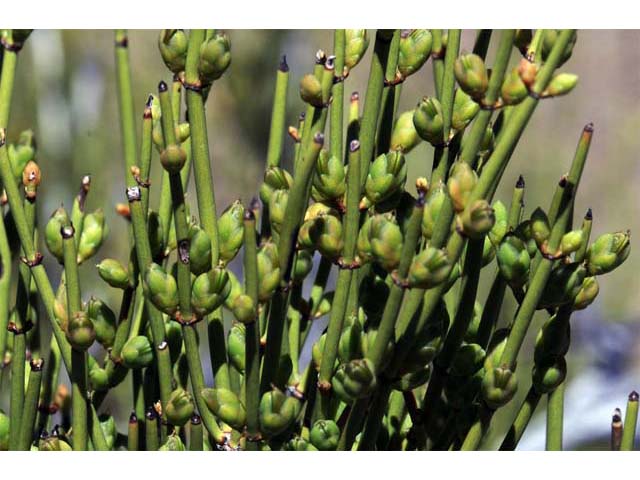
[143,262,179,315]
[413,97,444,146]
[198,32,231,83]
[586,231,631,276]
[309,419,340,451]
[121,335,154,369]
[398,29,433,78]
[165,387,195,426]
[259,389,300,437]
[201,388,246,430]
[481,366,518,409]
[191,266,231,317]
[391,110,421,153]
[96,258,130,289]
[218,201,245,264]
[78,209,107,264]
[65,311,95,351]
[87,297,117,348]
[158,29,188,74]
[331,358,377,403]
[364,151,407,205]
[344,29,369,71]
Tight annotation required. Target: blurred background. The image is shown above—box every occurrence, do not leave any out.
[1,30,639,449]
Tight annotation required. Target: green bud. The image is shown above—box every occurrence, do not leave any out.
[227,323,246,373]
[231,294,257,324]
[259,389,300,437]
[144,263,179,315]
[497,234,531,287]
[481,236,496,267]
[488,201,508,246]
[78,209,107,264]
[398,29,433,78]
[338,315,363,364]
[268,188,289,234]
[191,266,231,317]
[163,317,183,364]
[514,220,538,257]
[483,329,509,371]
[292,249,313,283]
[202,387,246,430]
[534,314,570,364]
[53,279,68,326]
[421,181,446,239]
[198,33,231,83]
[96,258,130,289]
[541,30,577,66]
[532,356,567,394]
[309,419,340,451]
[365,151,407,205]
[300,73,324,107]
[223,270,243,310]
[558,229,585,257]
[285,436,318,451]
[160,144,187,174]
[586,231,631,276]
[98,414,117,450]
[457,199,495,239]
[8,130,36,184]
[158,433,186,451]
[407,246,451,289]
[544,73,578,97]
[298,213,344,260]
[451,89,480,131]
[501,67,528,106]
[188,226,212,276]
[165,387,195,427]
[311,333,327,371]
[257,241,281,301]
[447,161,478,212]
[413,97,444,146]
[464,302,485,343]
[44,207,69,263]
[357,214,403,272]
[121,335,154,369]
[147,210,165,261]
[573,276,599,310]
[158,29,188,74]
[259,167,293,205]
[66,311,95,351]
[88,359,109,392]
[312,150,346,202]
[482,366,518,409]
[390,110,421,153]
[344,29,369,71]
[454,53,489,99]
[0,410,8,450]
[393,367,432,392]
[538,262,587,309]
[87,297,116,348]
[331,358,377,403]
[450,343,486,377]
[39,435,72,451]
[529,207,551,247]
[218,201,245,264]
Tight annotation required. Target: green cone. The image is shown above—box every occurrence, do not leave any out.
[331,358,377,403]
[259,389,300,437]
[391,109,421,153]
[497,234,530,287]
[202,387,246,430]
[457,200,495,239]
[268,188,289,234]
[300,74,324,107]
[501,67,528,106]
[158,29,188,74]
[586,231,631,276]
[447,161,478,212]
[165,387,195,427]
[259,166,293,205]
[309,419,340,451]
[409,244,451,288]
[191,266,231,317]
[488,200,508,246]
[421,181,446,239]
[44,207,69,263]
[227,322,246,373]
[8,129,36,183]
[198,32,231,83]
[292,250,313,284]
[312,150,346,203]
[338,315,363,364]
[231,294,257,324]
[344,29,369,71]
[87,297,117,348]
[532,356,567,394]
[481,366,518,409]
[188,226,212,276]
[541,30,577,66]
[364,151,407,205]
[450,343,486,377]
[88,361,108,392]
[413,97,444,146]
[298,213,344,260]
[451,89,480,131]
[530,207,551,247]
[218,201,245,264]
[77,209,107,264]
[538,262,587,309]
[558,229,585,257]
[454,53,489,100]
[96,258,130,289]
[398,29,433,79]
[159,434,186,451]
[357,213,403,272]
[121,335,154,369]
[544,73,578,97]
[66,311,95,351]
[160,143,187,174]
[144,263,179,315]
[573,276,599,310]
[257,242,281,301]
[285,436,318,451]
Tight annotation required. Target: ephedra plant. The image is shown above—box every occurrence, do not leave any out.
[0,28,632,451]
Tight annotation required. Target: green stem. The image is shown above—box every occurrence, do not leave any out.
[243,209,261,451]
[128,413,139,451]
[16,358,43,450]
[546,381,565,451]
[330,30,346,160]
[431,30,444,98]
[375,30,401,156]
[114,30,138,174]
[620,391,639,451]
[189,414,203,451]
[145,408,159,451]
[357,382,391,450]
[472,30,493,59]
[440,29,461,141]
[267,57,290,168]
[499,386,541,450]
[89,403,109,451]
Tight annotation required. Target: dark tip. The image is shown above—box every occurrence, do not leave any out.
[279,55,289,72]
[315,49,326,65]
[298,112,306,121]
[584,122,594,133]
[351,91,359,102]
[585,208,593,220]
[243,208,255,221]
[416,189,426,207]
[30,358,44,371]
[629,391,639,402]
[313,132,325,145]
[145,406,158,420]
[325,55,336,71]
[250,196,261,212]
[60,224,75,239]
[516,175,525,189]
[146,95,154,109]
[612,408,623,422]
[158,80,168,93]
[349,139,361,152]
[190,414,202,425]
[129,412,138,424]
[558,175,568,188]
[39,429,49,440]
